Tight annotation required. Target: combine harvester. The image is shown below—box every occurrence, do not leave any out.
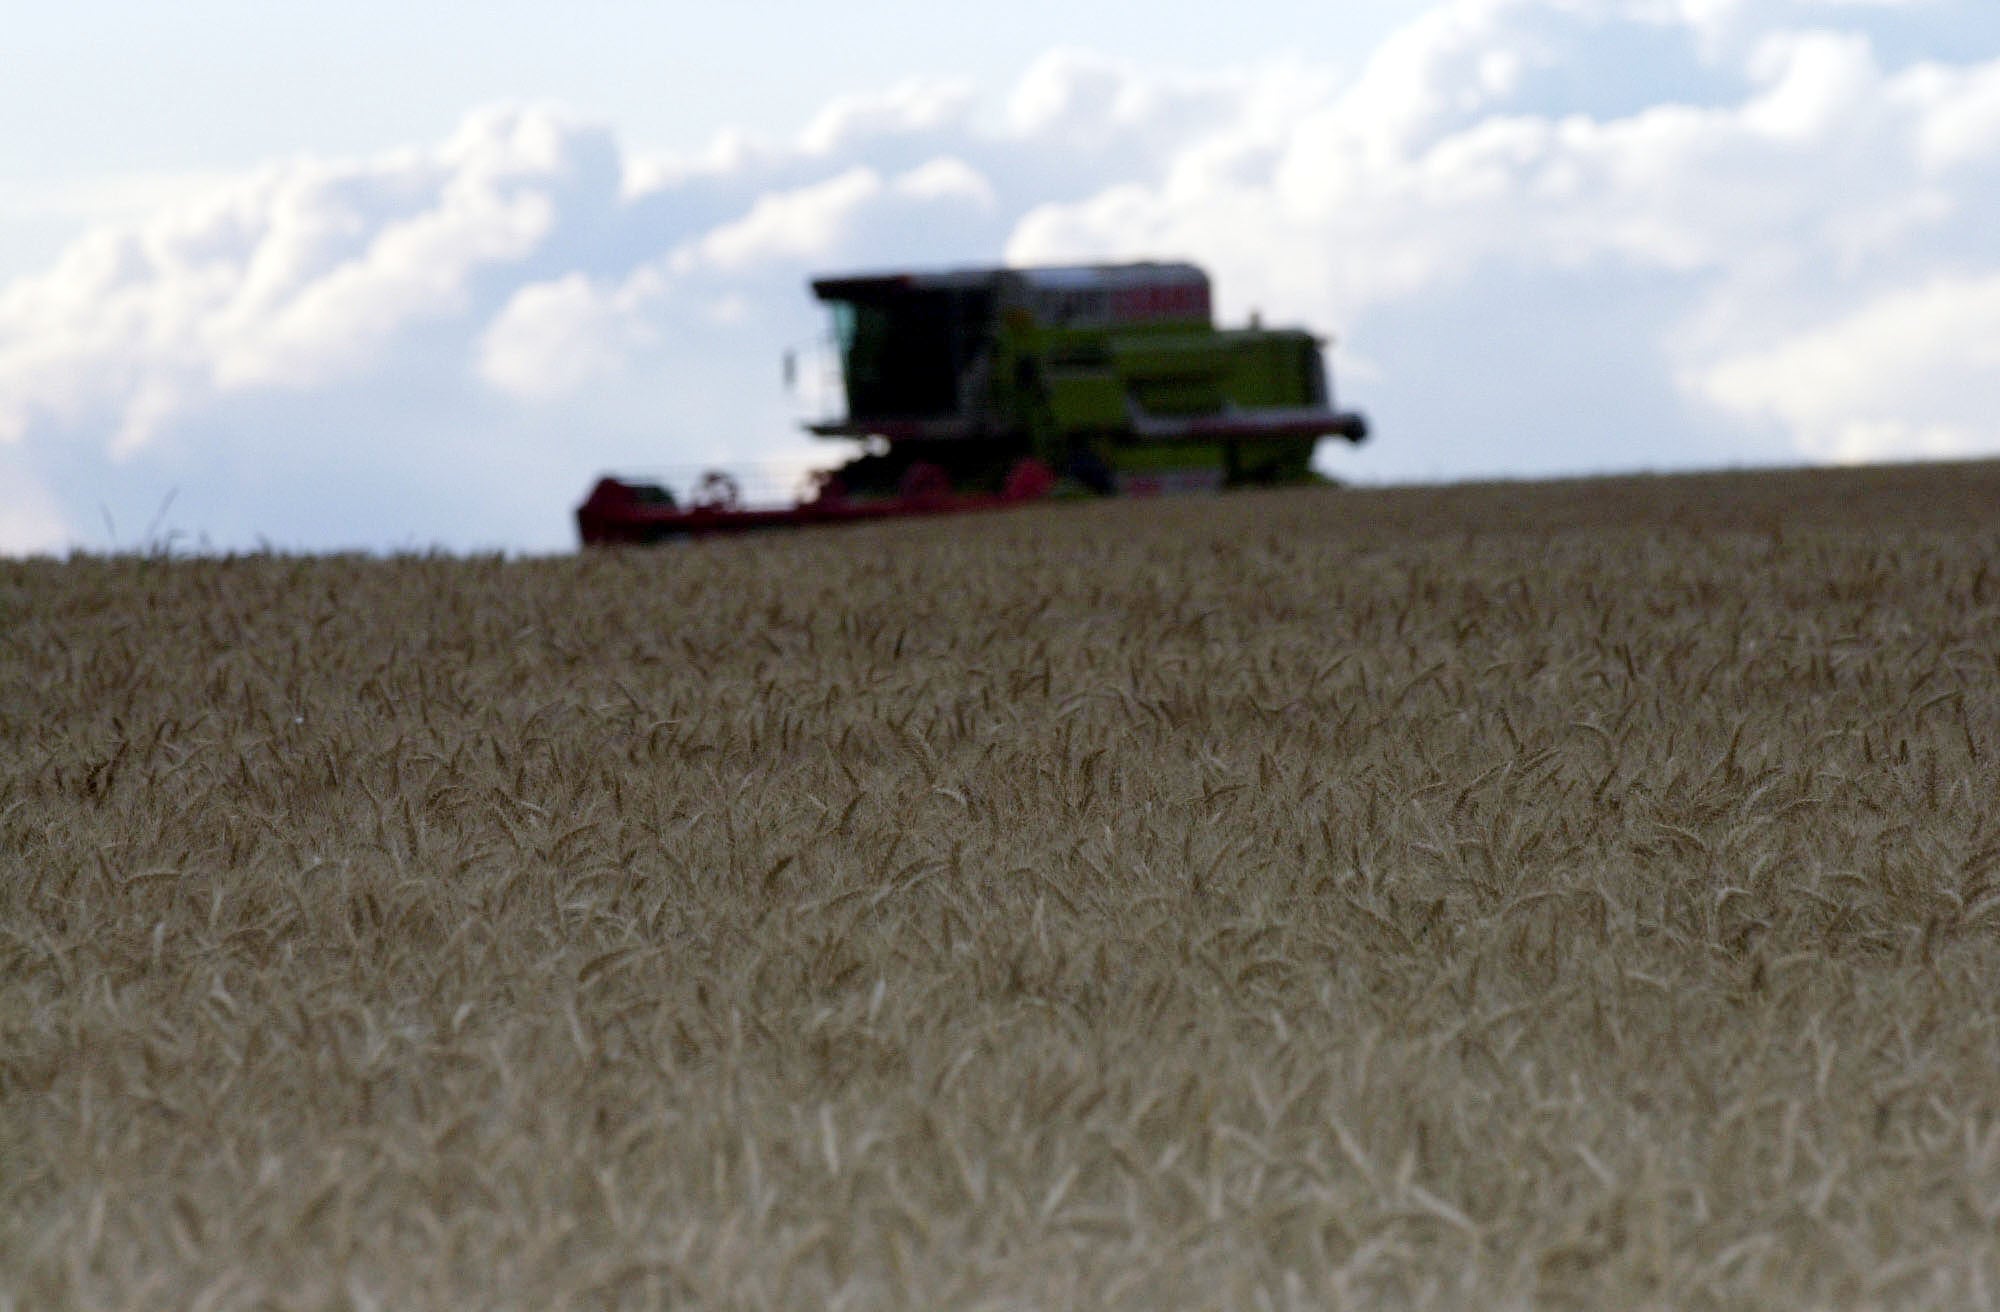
[576,262,1368,543]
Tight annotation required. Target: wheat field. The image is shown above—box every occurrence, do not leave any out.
[6,462,2000,1310]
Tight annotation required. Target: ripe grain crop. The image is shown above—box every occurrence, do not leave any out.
[6,462,2000,1310]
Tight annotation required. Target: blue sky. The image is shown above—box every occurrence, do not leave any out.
[4,0,1999,553]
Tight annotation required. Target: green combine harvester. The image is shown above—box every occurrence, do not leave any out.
[577,261,1368,541]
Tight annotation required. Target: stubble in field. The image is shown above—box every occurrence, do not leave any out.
[5,462,2000,1309]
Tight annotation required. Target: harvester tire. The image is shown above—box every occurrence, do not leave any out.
[805,468,849,507]
[1003,458,1056,503]
[898,462,952,506]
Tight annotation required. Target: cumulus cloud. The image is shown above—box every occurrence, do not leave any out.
[1010,0,2000,474]
[800,79,979,157]
[0,108,571,455]
[0,100,1023,551]
[476,272,657,402]
[1,0,1998,553]
[1697,273,2000,461]
[691,168,893,271]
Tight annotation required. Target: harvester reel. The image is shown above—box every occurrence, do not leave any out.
[693,470,743,512]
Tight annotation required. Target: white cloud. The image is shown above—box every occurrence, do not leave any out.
[1911,58,2000,169]
[212,177,553,395]
[895,157,997,207]
[689,167,887,271]
[0,0,1997,551]
[1742,30,1879,140]
[801,80,978,156]
[477,272,655,401]
[0,105,577,456]
[1696,273,2000,461]
[1011,0,2000,468]
[472,153,999,403]
[1007,47,1164,137]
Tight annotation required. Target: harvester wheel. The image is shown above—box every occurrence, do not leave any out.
[1067,449,1115,495]
[805,468,848,507]
[898,462,952,506]
[1002,458,1056,502]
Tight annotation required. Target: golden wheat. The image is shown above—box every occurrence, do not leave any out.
[5,462,2000,1309]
